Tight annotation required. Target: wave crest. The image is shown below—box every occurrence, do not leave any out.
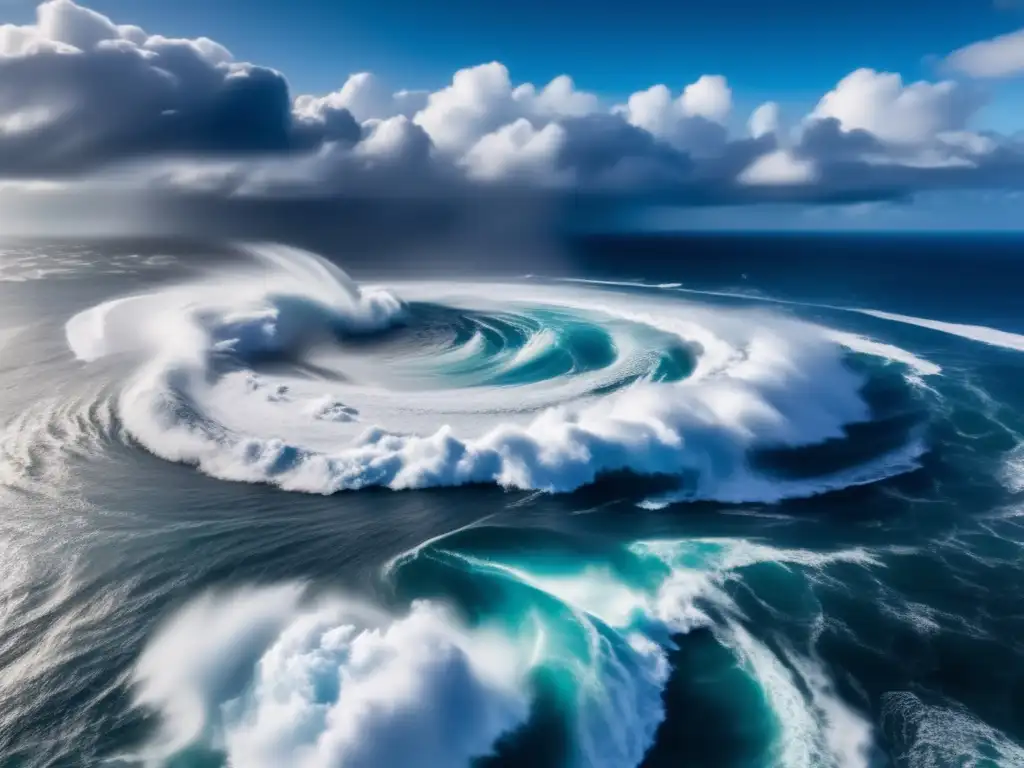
[130,532,888,767]
[132,586,532,768]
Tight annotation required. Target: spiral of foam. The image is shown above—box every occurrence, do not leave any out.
[65,243,932,501]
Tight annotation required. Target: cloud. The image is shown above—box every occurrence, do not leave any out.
[411,62,521,153]
[409,62,600,155]
[0,0,312,174]
[617,77,730,155]
[748,102,782,139]
[293,73,428,124]
[739,150,818,186]
[461,118,567,183]
[680,75,732,123]
[945,28,1024,78]
[2,0,1024,211]
[515,74,600,118]
[808,68,981,144]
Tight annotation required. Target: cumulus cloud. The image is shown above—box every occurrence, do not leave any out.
[0,0,313,174]
[411,62,520,153]
[2,0,1024,208]
[945,28,1024,78]
[808,68,981,145]
[516,74,600,118]
[410,62,599,154]
[294,73,428,124]
[617,77,730,155]
[680,75,732,123]
[461,119,567,183]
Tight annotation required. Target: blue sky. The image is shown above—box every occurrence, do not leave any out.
[10,0,1024,128]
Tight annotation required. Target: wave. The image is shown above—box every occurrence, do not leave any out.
[1001,444,1024,494]
[854,309,1024,353]
[823,330,941,377]
[129,533,884,767]
[65,243,931,501]
[547,274,1024,360]
[881,691,1024,767]
[627,539,878,767]
[131,585,534,768]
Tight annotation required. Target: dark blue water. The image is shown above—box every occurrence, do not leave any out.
[0,234,1022,768]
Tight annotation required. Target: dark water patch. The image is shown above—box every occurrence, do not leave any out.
[641,629,775,768]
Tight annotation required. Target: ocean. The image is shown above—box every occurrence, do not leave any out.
[0,233,1023,767]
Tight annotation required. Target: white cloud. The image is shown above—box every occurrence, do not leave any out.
[35,0,117,50]
[809,68,980,144]
[1,0,230,63]
[514,74,600,118]
[412,62,520,153]
[945,28,1024,78]
[355,116,432,166]
[294,73,428,124]
[619,76,730,154]
[461,119,567,183]
[411,63,600,154]
[738,150,818,186]
[680,74,732,123]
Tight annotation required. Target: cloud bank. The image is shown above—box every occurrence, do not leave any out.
[3,0,1024,207]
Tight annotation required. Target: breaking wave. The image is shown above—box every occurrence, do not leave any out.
[64,243,933,503]
[127,531,885,767]
[131,586,535,768]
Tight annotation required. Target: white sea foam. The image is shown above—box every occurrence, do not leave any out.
[66,243,931,501]
[825,330,942,376]
[1000,443,1024,494]
[855,309,1024,353]
[132,579,672,768]
[133,586,532,768]
[881,691,1024,768]
[632,538,879,768]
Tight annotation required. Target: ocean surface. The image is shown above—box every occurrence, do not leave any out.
[1,233,1023,767]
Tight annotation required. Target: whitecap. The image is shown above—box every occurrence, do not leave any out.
[882,691,1024,768]
[132,586,532,768]
[855,309,1024,353]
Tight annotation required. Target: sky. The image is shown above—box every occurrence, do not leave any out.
[9,0,1022,126]
[2,0,1024,233]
